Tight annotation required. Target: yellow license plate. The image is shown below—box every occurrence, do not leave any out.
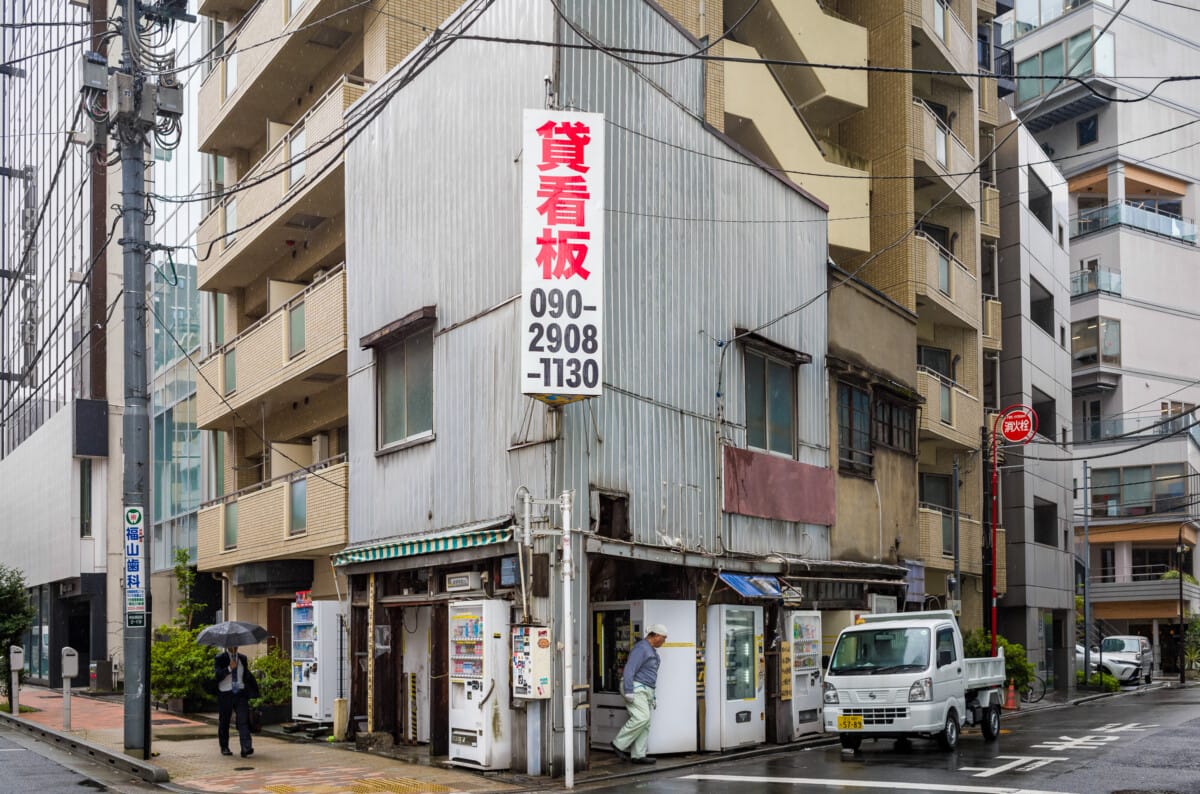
[838,715,863,730]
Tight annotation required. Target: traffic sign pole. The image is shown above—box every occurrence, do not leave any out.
[991,405,1038,655]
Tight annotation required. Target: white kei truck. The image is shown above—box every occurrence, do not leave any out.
[822,611,1006,751]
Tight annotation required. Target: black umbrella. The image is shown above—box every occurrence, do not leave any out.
[196,620,269,648]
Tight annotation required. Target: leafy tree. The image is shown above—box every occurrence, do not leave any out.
[0,565,35,699]
[172,548,206,630]
[963,628,1036,692]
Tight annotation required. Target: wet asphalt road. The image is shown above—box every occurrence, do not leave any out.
[585,686,1200,794]
[0,724,159,794]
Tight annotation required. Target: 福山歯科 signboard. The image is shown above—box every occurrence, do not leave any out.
[520,109,604,405]
[124,506,146,628]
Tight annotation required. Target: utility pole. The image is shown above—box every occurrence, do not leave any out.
[952,456,960,618]
[79,0,192,758]
[1081,461,1091,684]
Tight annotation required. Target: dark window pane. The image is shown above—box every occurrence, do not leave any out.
[746,352,766,450]
[767,360,794,455]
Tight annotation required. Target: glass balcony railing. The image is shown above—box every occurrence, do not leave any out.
[1070,268,1122,296]
[1074,411,1200,444]
[1071,201,1197,244]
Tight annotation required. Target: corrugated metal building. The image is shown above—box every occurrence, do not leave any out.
[335,0,892,774]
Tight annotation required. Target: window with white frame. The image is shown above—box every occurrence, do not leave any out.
[744,347,796,457]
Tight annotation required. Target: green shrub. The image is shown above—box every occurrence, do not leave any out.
[1160,570,1199,585]
[150,626,218,706]
[964,628,1036,692]
[1077,669,1119,692]
[250,646,292,708]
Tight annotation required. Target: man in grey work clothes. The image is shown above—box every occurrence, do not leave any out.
[611,623,668,764]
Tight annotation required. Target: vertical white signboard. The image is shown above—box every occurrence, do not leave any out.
[124,506,146,628]
[520,109,605,404]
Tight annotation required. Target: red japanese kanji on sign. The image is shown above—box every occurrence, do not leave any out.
[521,110,605,403]
[1000,406,1038,444]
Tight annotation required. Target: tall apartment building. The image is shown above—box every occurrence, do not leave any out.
[805,0,1000,627]
[993,117,1074,684]
[191,1,468,637]
[1005,0,1200,673]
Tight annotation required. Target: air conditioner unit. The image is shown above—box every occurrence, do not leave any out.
[445,571,482,592]
[868,594,898,614]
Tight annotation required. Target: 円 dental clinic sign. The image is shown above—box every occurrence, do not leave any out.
[520,109,604,405]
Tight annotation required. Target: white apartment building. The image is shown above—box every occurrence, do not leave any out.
[1005,0,1200,674]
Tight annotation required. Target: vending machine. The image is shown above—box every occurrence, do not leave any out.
[447,599,511,770]
[590,600,697,754]
[785,609,823,739]
[291,593,347,723]
[704,604,764,751]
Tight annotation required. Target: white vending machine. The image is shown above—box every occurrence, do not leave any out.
[704,604,765,751]
[785,609,823,739]
[591,600,697,754]
[291,594,346,723]
[448,599,511,770]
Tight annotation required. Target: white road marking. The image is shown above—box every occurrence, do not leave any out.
[0,748,26,752]
[682,773,1076,794]
[1093,722,1157,733]
[1030,734,1120,751]
[959,756,1063,777]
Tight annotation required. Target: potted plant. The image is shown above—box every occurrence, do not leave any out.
[250,646,294,725]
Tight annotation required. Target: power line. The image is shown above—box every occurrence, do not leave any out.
[145,302,347,493]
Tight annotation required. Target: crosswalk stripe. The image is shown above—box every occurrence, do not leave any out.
[682,773,1075,794]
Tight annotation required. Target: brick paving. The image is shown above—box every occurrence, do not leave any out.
[13,687,516,794]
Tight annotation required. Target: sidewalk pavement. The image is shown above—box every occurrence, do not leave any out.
[6,680,1186,793]
[7,686,519,794]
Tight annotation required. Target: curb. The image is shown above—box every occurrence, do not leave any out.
[0,710,170,784]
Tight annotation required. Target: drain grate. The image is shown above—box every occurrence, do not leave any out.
[266,779,453,794]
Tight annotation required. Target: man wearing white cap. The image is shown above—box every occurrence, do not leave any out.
[611,623,668,764]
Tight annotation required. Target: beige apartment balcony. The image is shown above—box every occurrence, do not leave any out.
[198,0,253,20]
[726,0,868,130]
[724,41,871,254]
[981,295,1002,351]
[198,0,368,154]
[917,366,983,449]
[978,0,996,16]
[980,183,1000,238]
[197,76,366,292]
[910,0,974,87]
[978,76,999,128]
[917,506,991,575]
[911,99,979,208]
[197,266,346,430]
[197,457,348,572]
[911,232,979,328]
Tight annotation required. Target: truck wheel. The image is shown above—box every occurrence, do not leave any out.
[981,704,1001,742]
[839,734,862,751]
[937,709,959,751]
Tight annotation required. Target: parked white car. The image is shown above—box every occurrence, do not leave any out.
[1097,636,1153,684]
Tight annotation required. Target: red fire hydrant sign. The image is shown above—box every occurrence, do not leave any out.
[520,109,605,405]
[999,406,1038,444]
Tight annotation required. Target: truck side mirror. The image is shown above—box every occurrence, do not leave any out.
[937,649,953,667]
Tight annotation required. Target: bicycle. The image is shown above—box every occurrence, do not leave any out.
[1019,675,1047,704]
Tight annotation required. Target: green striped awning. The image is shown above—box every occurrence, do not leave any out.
[333,520,513,566]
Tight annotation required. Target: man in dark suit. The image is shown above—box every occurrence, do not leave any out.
[214,646,259,758]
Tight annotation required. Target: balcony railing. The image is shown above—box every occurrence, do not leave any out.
[918,505,985,574]
[1070,268,1122,296]
[980,184,1000,237]
[197,265,346,428]
[197,76,368,290]
[913,232,979,327]
[1073,410,1200,445]
[917,0,974,78]
[917,366,982,448]
[912,99,978,206]
[1071,201,1197,244]
[981,294,1002,351]
[198,457,349,571]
